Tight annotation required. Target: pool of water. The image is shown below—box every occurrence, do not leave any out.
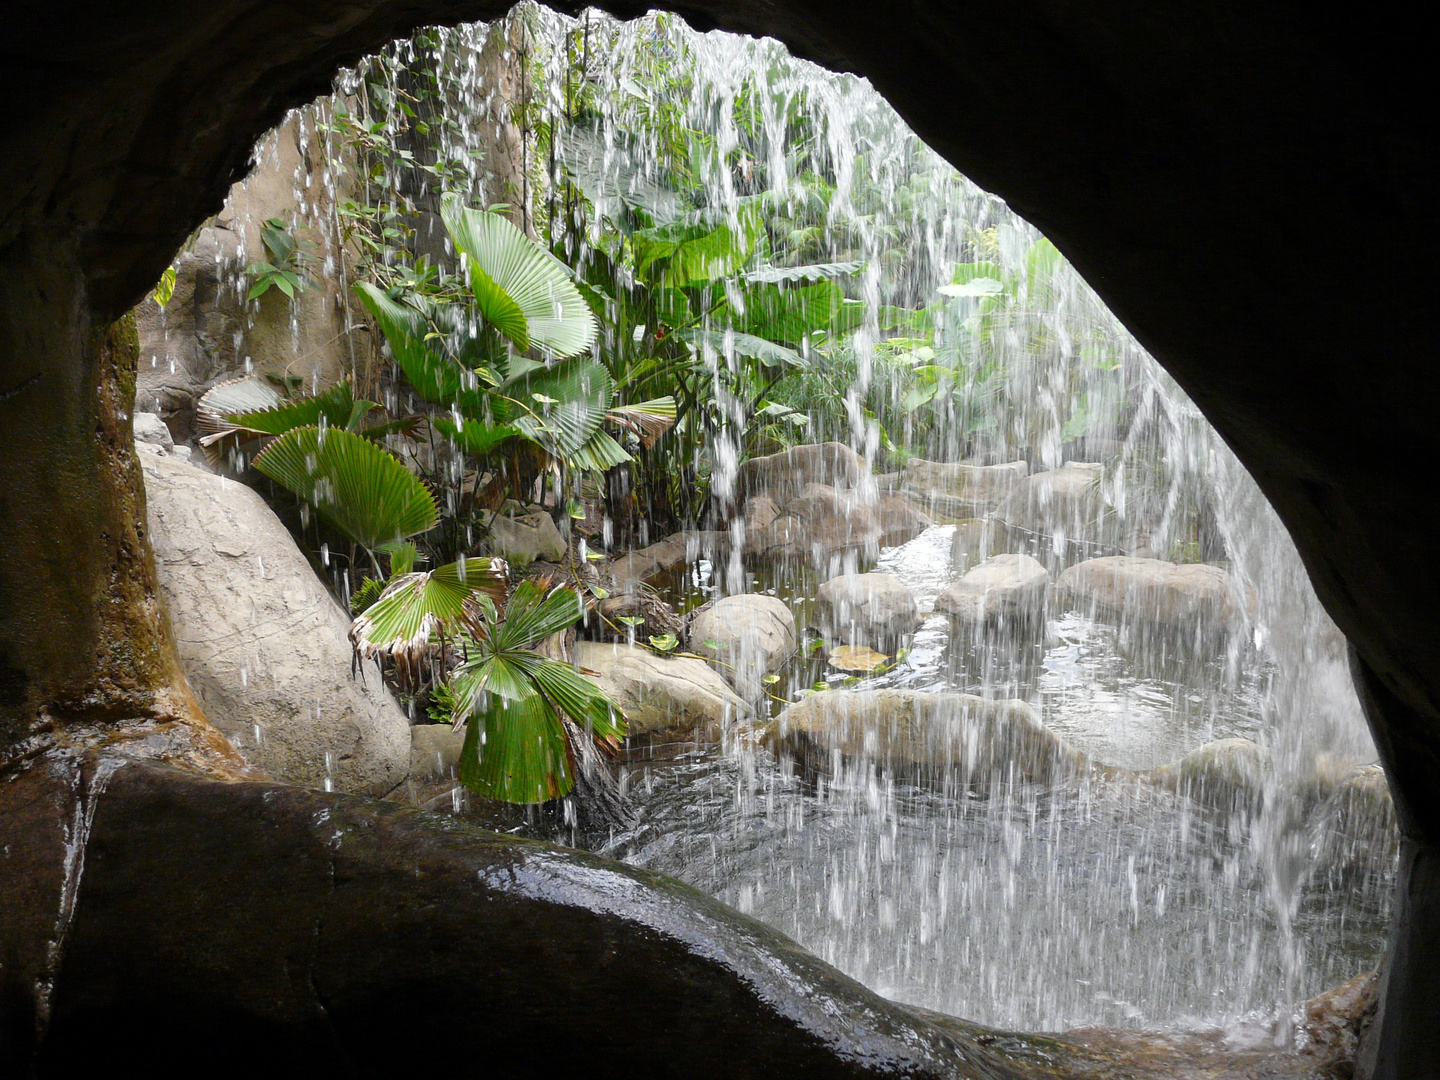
[604,525,1392,1032]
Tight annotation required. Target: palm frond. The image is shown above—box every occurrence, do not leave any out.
[441,196,597,359]
[607,396,677,449]
[253,426,438,551]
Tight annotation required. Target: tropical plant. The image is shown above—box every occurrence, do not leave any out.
[195,376,435,574]
[352,195,676,549]
[247,217,314,300]
[352,570,625,803]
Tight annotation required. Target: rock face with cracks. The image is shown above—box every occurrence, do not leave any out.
[143,451,411,795]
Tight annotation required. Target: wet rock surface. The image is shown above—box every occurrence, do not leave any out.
[687,594,797,701]
[1145,737,1270,812]
[902,458,1028,520]
[1057,556,1253,641]
[736,440,870,501]
[766,689,1092,790]
[481,506,567,567]
[573,640,754,741]
[142,451,410,795]
[744,482,883,568]
[935,553,1050,633]
[996,462,1112,552]
[0,754,1375,1079]
[816,572,921,652]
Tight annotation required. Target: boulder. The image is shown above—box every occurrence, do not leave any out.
[1146,738,1270,812]
[736,441,869,502]
[483,507,567,567]
[765,689,1090,791]
[1056,556,1254,641]
[934,553,1049,633]
[573,640,754,741]
[742,494,783,533]
[901,458,1027,519]
[875,492,933,546]
[1308,764,1401,881]
[608,530,725,590]
[816,572,920,652]
[995,460,1114,552]
[410,723,466,780]
[0,757,1376,1078]
[142,451,411,795]
[687,595,797,700]
[949,518,998,572]
[132,410,174,449]
[744,482,883,570]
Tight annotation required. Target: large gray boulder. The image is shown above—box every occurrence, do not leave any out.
[687,595,797,701]
[995,461,1114,552]
[816,572,920,652]
[1145,738,1271,812]
[935,553,1049,634]
[744,482,883,570]
[573,641,754,741]
[901,458,1027,519]
[142,451,411,795]
[483,506,567,567]
[766,689,1090,791]
[1056,556,1255,641]
[735,441,869,502]
[874,492,933,546]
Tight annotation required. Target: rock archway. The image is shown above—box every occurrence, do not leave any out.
[1,3,1435,1076]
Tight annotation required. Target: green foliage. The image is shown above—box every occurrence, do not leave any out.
[253,426,438,553]
[447,582,626,804]
[247,217,313,300]
[151,266,177,310]
[441,197,597,358]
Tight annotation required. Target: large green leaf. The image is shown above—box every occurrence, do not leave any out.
[496,357,613,460]
[490,582,584,652]
[253,426,437,551]
[441,196,597,359]
[675,329,807,370]
[555,120,682,226]
[459,683,573,803]
[350,557,507,655]
[742,261,862,285]
[434,416,521,457]
[509,651,625,743]
[568,430,632,472]
[733,279,865,346]
[222,381,374,436]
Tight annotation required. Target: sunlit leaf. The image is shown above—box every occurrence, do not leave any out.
[442,196,597,358]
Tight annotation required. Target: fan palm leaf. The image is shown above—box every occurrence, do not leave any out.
[441,196,597,359]
[253,426,437,552]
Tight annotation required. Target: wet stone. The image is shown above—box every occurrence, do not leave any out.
[816,572,920,652]
[573,640,754,742]
[935,552,1050,635]
[687,594,797,701]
